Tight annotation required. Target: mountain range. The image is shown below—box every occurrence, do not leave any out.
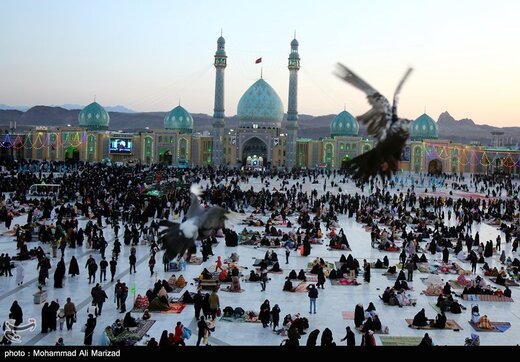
[0,105,518,146]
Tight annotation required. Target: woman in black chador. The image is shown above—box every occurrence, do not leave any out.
[68,256,80,277]
[54,257,66,288]
[354,303,365,328]
[84,314,97,345]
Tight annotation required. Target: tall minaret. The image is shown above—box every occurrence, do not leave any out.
[212,34,227,166]
[286,36,300,169]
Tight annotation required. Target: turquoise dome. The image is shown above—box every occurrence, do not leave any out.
[164,105,193,133]
[237,79,284,128]
[410,113,438,140]
[331,110,359,137]
[78,102,109,130]
[291,38,299,47]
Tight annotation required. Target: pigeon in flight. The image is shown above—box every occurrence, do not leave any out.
[335,64,413,181]
[158,185,231,263]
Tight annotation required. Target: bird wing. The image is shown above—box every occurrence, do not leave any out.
[185,185,204,220]
[197,206,228,239]
[335,63,392,142]
[392,67,414,114]
[158,221,196,262]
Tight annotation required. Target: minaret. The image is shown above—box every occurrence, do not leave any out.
[286,36,300,168]
[212,34,227,166]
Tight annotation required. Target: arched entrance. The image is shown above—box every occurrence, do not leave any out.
[159,149,172,164]
[428,159,442,174]
[340,155,351,170]
[64,146,79,164]
[242,137,267,167]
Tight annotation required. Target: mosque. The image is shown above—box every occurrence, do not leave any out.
[2,35,520,175]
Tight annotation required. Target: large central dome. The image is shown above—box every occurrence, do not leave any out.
[237,79,284,128]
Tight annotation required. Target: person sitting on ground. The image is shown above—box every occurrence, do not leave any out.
[419,332,433,346]
[412,308,429,327]
[374,259,383,269]
[199,268,213,280]
[288,270,297,279]
[175,275,187,288]
[430,311,446,329]
[297,269,307,281]
[142,309,151,320]
[283,277,294,292]
[271,261,281,272]
[123,312,138,328]
[443,282,452,295]
[383,256,390,267]
[168,274,177,287]
[504,286,512,298]
[249,270,261,282]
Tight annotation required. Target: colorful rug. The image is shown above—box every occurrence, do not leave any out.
[160,303,186,314]
[379,336,423,346]
[188,256,203,265]
[489,278,520,287]
[130,319,156,340]
[468,321,511,333]
[405,319,463,330]
[448,280,465,289]
[305,274,318,283]
[170,286,184,294]
[462,294,514,302]
[342,311,355,320]
[355,326,389,334]
[307,261,335,270]
[422,290,442,296]
[330,278,360,286]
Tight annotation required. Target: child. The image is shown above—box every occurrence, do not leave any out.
[58,309,65,331]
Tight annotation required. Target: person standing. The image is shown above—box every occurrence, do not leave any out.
[173,321,186,346]
[271,304,281,331]
[129,253,137,274]
[196,316,209,346]
[119,283,128,313]
[148,254,156,277]
[316,266,326,289]
[64,297,76,331]
[109,257,117,282]
[307,284,318,314]
[193,290,203,320]
[284,242,291,264]
[406,259,414,282]
[260,266,268,292]
[15,262,24,286]
[83,314,97,345]
[99,257,108,282]
[208,290,220,320]
[340,326,356,346]
[94,286,108,316]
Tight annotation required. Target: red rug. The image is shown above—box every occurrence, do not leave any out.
[160,303,186,314]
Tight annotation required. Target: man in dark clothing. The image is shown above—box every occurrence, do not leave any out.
[129,254,136,274]
[87,259,97,284]
[193,290,203,320]
[307,284,318,314]
[341,326,356,346]
[109,257,117,282]
[93,286,108,316]
[99,257,108,282]
[196,316,209,346]
[406,259,414,282]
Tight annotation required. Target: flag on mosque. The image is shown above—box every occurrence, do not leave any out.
[255,57,262,64]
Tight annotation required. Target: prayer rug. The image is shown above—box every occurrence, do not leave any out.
[160,303,186,314]
[448,280,465,289]
[130,319,156,340]
[405,319,463,330]
[379,336,422,346]
[468,321,511,333]
[489,278,520,287]
[329,278,360,286]
[461,294,513,302]
[188,256,203,265]
[220,315,246,323]
[341,311,355,320]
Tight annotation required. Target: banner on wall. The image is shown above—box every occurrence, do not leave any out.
[401,145,411,162]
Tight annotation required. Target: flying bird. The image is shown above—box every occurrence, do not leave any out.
[158,185,231,263]
[335,64,413,181]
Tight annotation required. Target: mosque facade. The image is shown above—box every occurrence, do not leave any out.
[2,35,520,175]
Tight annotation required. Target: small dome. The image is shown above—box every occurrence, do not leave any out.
[410,113,438,141]
[217,36,225,45]
[164,105,193,133]
[78,102,109,130]
[291,38,299,47]
[330,110,359,137]
[237,79,284,128]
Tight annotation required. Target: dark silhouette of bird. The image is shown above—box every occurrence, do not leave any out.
[335,64,413,181]
[158,185,232,263]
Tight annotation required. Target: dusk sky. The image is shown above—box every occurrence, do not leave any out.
[1,0,519,126]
